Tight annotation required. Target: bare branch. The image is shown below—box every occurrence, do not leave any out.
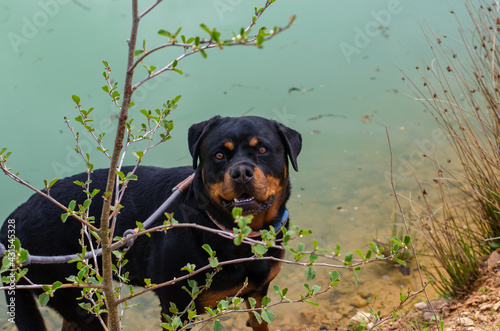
[138,0,163,20]
[0,164,99,232]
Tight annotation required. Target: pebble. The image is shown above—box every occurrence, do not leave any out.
[429,299,448,311]
[493,301,500,311]
[479,302,493,311]
[459,317,474,327]
[422,311,435,322]
[350,311,374,324]
[414,302,428,310]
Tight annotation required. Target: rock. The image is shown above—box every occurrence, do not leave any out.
[300,311,316,323]
[422,311,435,322]
[350,311,373,324]
[429,299,448,311]
[350,294,367,308]
[479,302,493,311]
[414,302,428,311]
[493,301,500,311]
[486,249,500,269]
[458,316,474,327]
[331,312,342,322]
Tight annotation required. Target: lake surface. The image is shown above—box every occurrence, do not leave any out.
[0,0,472,329]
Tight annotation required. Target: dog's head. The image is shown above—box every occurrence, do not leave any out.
[188,116,302,230]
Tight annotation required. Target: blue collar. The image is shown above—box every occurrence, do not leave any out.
[271,209,289,233]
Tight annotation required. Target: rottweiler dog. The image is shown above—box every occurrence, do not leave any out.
[0,116,302,331]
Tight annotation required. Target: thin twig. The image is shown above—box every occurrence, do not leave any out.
[385,126,440,329]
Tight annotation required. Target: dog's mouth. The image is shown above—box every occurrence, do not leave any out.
[221,193,275,216]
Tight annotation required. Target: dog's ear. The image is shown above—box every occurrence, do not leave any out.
[188,116,221,169]
[275,122,302,171]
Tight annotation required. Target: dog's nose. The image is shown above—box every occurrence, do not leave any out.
[230,164,254,184]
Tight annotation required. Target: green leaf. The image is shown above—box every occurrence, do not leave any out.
[173,27,182,37]
[48,178,59,188]
[158,29,172,37]
[213,320,222,331]
[391,237,403,246]
[369,241,380,253]
[172,68,184,75]
[353,270,360,285]
[202,244,214,257]
[329,270,341,284]
[39,293,50,306]
[200,23,211,35]
[394,258,406,266]
[403,235,411,247]
[133,151,144,160]
[261,296,271,306]
[304,267,316,281]
[209,257,219,268]
[355,249,365,260]
[252,244,268,255]
[61,213,69,223]
[83,199,91,211]
[252,311,262,324]
[344,252,353,264]
[68,200,76,212]
[134,49,144,57]
[365,249,372,260]
[303,299,319,306]
[75,115,84,124]
[247,297,256,308]
[125,173,138,181]
[212,29,220,43]
[72,94,80,105]
[261,309,274,323]
[52,281,62,290]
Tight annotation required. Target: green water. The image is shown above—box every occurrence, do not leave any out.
[0,0,471,329]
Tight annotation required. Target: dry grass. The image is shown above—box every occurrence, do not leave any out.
[401,0,500,299]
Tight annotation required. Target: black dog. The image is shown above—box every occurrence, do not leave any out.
[0,116,301,331]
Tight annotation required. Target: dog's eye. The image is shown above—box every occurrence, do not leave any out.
[258,147,267,154]
[215,152,224,160]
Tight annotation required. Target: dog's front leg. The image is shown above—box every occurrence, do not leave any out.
[244,285,271,331]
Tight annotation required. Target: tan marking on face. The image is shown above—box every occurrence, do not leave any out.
[224,141,234,150]
[249,137,259,147]
[208,172,234,206]
[208,165,289,231]
[250,168,287,230]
